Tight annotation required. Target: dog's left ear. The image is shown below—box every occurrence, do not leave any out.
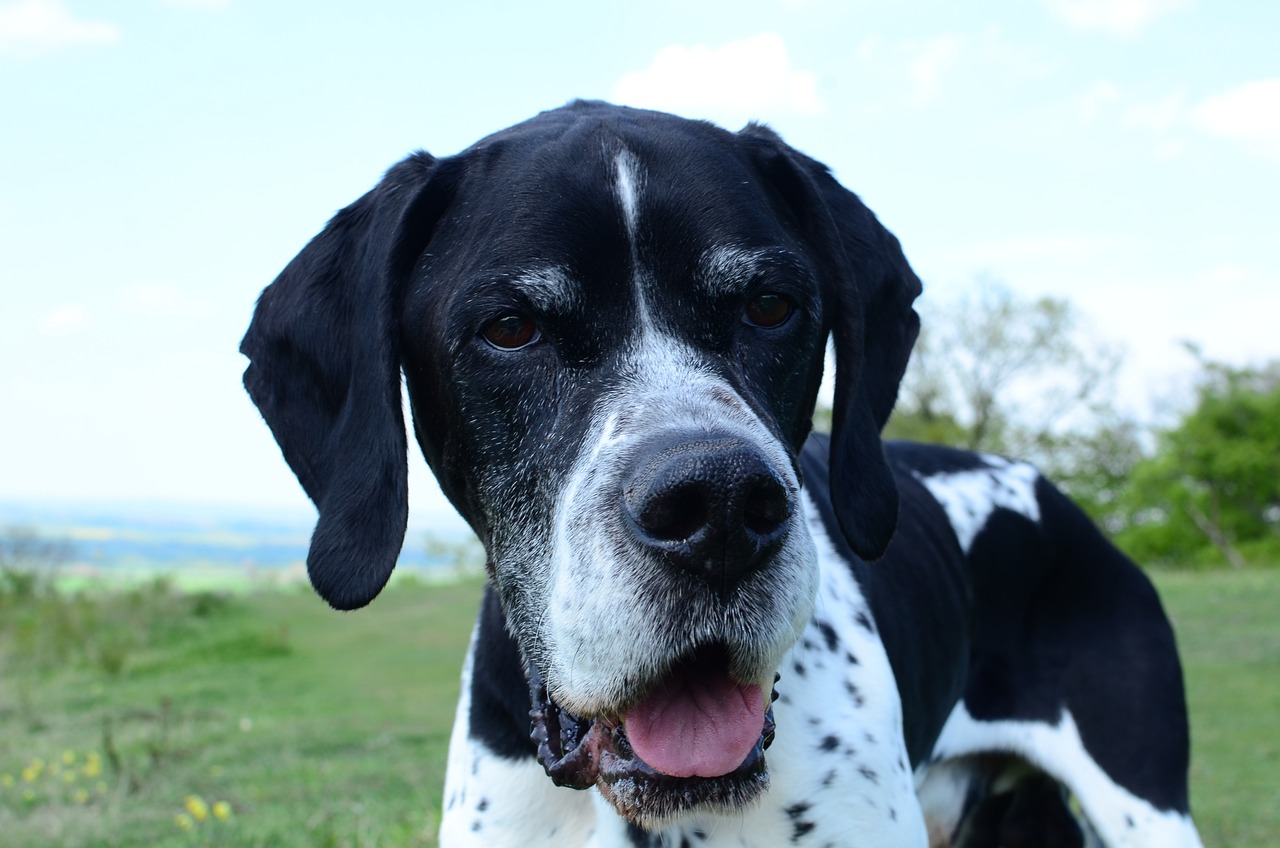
[241,153,450,610]
[740,126,922,560]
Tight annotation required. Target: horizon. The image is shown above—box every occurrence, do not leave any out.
[2,0,1277,526]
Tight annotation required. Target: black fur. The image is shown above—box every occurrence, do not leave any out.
[242,101,1197,842]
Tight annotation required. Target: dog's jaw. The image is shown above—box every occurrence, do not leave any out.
[528,653,780,827]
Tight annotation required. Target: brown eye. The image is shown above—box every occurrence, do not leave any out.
[481,314,540,350]
[744,293,794,328]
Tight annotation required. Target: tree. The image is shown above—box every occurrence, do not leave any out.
[1115,351,1280,568]
[881,280,1140,517]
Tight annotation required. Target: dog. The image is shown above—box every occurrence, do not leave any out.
[241,101,1205,847]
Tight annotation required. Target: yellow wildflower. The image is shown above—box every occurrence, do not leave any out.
[175,813,194,831]
[2,773,13,788]
[74,789,90,804]
[62,750,76,766]
[22,767,37,783]
[212,800,232,821]
[63,770,76,784]
[184,794,210,822]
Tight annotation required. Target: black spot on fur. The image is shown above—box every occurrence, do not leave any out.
[626,822,655,847]
[785,801,811,819]
[819,734,839,752]
[786,803,816,843]
[476,798,488,812]
[859,765,879,784]
[814,619,839,652]
[854,610,875,633]
[793,660,807,676]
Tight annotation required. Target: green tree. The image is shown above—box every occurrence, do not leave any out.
[878,281,1140,518]
[1115,351,1280,568]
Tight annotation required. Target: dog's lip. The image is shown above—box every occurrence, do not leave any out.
[527,654,778,797]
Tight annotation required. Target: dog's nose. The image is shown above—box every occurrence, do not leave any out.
[623,434,792,592]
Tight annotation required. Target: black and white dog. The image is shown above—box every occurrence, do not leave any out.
[242,101,1205,847]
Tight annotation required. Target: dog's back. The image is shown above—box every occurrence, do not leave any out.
[804,436,1199,846]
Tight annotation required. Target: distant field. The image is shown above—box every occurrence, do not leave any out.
[1,570,1276,847]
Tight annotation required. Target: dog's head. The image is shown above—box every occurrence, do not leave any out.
[242,101,920,823]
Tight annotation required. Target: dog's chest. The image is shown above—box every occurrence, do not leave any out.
[440,498,928,847]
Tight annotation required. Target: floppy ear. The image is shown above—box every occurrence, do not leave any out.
[741,126,922,560]
[241,153,447,610]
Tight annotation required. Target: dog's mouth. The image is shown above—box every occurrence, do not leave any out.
[529,643,777,824]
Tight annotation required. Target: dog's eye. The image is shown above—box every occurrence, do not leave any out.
[481,314,541,350]
[744,293,794,329]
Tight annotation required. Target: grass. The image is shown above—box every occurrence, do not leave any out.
[0,577,484,847]
[0,569,1276,847]
[1156,570,1280,846]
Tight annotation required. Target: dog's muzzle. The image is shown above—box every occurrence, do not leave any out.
[527,430,800,821]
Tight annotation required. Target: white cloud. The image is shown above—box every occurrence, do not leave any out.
[1122,91,1185,131]
[907,35,962,105]
[156,0,230,10]
[1194,79,1280,159]
[610,33,824,126]
[39,305,88,335]
[0,0,118,58]
[1153,139,1187,160]
[1041,0,1193,36]
[119,283,217,318]
[1076,80,1120,123]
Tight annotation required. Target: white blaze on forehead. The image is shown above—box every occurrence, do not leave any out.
[613,150,643,246]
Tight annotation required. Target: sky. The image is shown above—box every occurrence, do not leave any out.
[2,0,1277,532]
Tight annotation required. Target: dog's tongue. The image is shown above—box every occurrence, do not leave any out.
[624,672,764,778]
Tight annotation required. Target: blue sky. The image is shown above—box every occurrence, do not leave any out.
[2,0,1277,529]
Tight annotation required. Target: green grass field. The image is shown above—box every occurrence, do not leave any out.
[1,570,1276,847]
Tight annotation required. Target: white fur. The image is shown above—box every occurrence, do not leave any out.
[441,630,597,846]
[914,456,1040,554]
[514,266,579,314]
[920,703,1205,848]
[614,151,642,247]
[544,327,816,714]
[440,493,930,847]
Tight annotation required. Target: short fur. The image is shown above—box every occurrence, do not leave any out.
[242,101,1204,847]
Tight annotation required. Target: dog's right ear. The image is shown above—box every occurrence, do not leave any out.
[240,153,453,611]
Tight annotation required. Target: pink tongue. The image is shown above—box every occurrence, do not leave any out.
[624,673,764,778]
